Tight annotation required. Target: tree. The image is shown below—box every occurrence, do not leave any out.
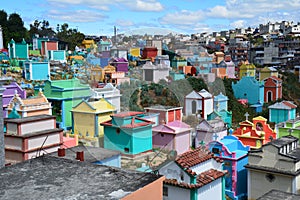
[29,19,55,38]
[56,23,85,50]
[0,10,8,46]
[7,13,28,42]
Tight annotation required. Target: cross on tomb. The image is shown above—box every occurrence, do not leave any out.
[212,133,219,141]
[244,112,249,121]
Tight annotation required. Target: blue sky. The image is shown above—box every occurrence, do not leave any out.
[2,0,300,36]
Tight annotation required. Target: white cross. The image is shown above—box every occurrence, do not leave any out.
[245,112,249,121]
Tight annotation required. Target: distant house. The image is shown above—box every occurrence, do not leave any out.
[246,135,300,199]
[142,61,170,83]
[2,82,26,117]
[6,89,52,118]
[101,112,154,155]
[208,135,250,200]
[71,98,116,147]
[158,147,226,200]
[233,116,276,149]
[4,115,63,163]
[184,89,214,119]
[268,101,297,124]
[152,120,191,155]
[195,118,227,147]
[23,61,50,80]
[232,76,264,105]
[264,76,282,103]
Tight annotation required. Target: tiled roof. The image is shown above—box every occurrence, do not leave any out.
[283,101,297,109]
[175,147,222,169]
[164,169,226,189]
[268,101,297,110]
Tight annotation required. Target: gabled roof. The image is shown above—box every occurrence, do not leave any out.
[164,169,226,189]
[185,90,203,99]
[268,101,297,110]
[72,98,116,113]
[198,89,212,98]
[152,120,191,134]
[214,92,228,101]
[175,147,222,169]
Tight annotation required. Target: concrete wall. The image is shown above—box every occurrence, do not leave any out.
[248,170,293,200]
[198,178,222,200]
[175,132,190,155]
[163,185,190,200]
[20,119,55,135]
[122,176,164,200]
[27,132,61,150]
[4,137,22,151]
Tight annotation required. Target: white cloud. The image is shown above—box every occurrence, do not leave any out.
[159,10,205,25]
[230,20,246,28]
[115,19,134,27]
[47,10,107,22]
[47,0,164,12]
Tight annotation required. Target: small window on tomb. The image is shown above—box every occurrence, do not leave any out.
[116,128,120,134]
[265,173,275,182]
[163,186,168,196]
[212,147,220,154]
[124,148,129,153]
[256,122,264,131]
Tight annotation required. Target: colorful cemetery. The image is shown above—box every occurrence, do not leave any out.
[8,38,28,60]
[144,105,182,125]
[6,88,52,118]
[171,56,187,69]
[142,47,158,60]
[2,82,26,117]
[90,83,121,112]
[268,101,297,124]
[23,61,50,80]
[36,79,91,129]
[101,111,154,155]
[195,118,227,147]
[184,89,213,119]
[142,61,170,83]
[224,55,236,79]
[275,117,300,139]
[152,120,192,155]
[48,50,67,63]
[259,66,278,81]
[71,98,116,147]
[245,135,300,200]
[263,76,282,103]
[238,61,256,79]
[232,76,264,105]
[98,38,111,52]
[233,115,276,149]
[208,135,250,200]
[4,115,64,164]
[110,46,127,60]
[109,57,129,73]
[158,147,226,200]
[208,92,232,128]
